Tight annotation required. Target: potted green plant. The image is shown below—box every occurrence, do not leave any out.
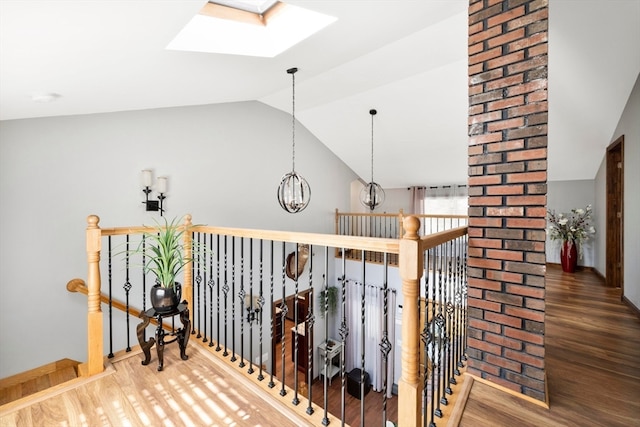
[135,216,193,313]
[318,286,338,319]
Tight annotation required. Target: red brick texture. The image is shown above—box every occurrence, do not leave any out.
[467,0,548,402]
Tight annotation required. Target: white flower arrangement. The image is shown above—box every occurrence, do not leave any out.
[547,205,596,259]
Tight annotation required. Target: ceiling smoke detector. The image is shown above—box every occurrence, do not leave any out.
[31,93,61,103]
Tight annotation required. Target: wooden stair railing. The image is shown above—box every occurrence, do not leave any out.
[75,214,468,427]
[67,278,144,319]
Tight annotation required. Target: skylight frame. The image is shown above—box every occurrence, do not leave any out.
[209,0,279,15]
[166,1,337,58]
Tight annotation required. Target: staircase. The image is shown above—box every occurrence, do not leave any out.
[0,359,79,406]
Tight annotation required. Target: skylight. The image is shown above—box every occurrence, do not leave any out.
[211,0,278,15]
[166,1,337,58]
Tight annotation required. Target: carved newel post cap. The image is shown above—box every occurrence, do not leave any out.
[87,215,100,228]
[403,216,420,240]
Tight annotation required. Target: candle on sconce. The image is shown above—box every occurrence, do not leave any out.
[157,176,168,194]
[142,169,152,187]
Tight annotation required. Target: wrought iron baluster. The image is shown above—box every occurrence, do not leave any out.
[444,241,454,396]
[292,245,300,406]
[360,251,366,426]
[380,253,392,427]
[435,249,446,419]
[453,238,461,378]
[428,249,437,427]
[191,233,202,338]
[462,235,468,363]
[239,237,246,368]
[306,244,314,415]
[124,235,132,352]
[207,234,214,346]
[339,250,348,426]
[108,236,114,358]
[231,236,237,362]
[257,239,265,380]
[420,248,432,427]
[196,232,202,339]
[223,235,229,357]
[268,240,276,388]
[279,241,288,397]
[142,235,147,341]
[321,248,330,426]
[215,235,221,351]
[436,256,445,415]
[246,238,253,373]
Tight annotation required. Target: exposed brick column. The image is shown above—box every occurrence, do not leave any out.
[467,0,548,402]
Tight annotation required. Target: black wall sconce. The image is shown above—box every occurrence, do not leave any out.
[245,295,263,323]
[141,169,167,216]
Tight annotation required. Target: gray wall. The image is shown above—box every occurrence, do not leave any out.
[595,73,640,309]
[0,101,358,378]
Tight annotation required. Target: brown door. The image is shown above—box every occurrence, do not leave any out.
[606,136,624,291]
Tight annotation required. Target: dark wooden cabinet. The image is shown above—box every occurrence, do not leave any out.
[273,306,282,343]
[291,321,312,382]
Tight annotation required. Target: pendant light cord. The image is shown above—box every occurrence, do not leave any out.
[288,67,298,173]
[370,109,377,183]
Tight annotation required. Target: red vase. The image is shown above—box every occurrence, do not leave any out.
[560,240,578,273]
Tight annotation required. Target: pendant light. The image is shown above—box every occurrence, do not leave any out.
[360,109,385,210]
[277,67,311,213]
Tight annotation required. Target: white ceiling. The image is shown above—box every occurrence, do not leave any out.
[1,1,638,188]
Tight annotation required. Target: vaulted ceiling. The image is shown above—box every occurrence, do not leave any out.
[1,1,638,188]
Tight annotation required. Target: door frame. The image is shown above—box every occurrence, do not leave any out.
[606,135,624,292]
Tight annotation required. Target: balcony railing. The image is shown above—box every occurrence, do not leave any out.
[335,209,468,239]
[74,214,468,427]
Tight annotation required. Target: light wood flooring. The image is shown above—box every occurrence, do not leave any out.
[458,264,640,427]
[0,344,313,427]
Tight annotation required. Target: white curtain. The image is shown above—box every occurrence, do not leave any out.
[409,186,426,215]
[424,184,468,215]
[345,280,396,397]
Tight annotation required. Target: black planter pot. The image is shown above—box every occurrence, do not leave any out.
[150,283,182,313]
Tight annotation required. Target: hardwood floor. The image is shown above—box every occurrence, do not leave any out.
[458,264,640,427]
[2,265,636,426]
[273,318,400,426]
[0,344,312,427]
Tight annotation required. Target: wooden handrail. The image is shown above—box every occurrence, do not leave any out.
[67,278,144,320]
[67,278,174,333]
[190,224,400,254]
[420,225,468,251]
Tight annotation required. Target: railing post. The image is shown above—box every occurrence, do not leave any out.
[398,208,404,238]
[85,215,104,376]
[183,214,194,323]
[398,215,423,427]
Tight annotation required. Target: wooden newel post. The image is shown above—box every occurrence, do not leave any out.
[398,215,423,427]
[86,215,104,376]
[183,214,193,324]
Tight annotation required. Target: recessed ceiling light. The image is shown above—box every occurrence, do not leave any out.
[31,93,61,103]
[166,1,337,58]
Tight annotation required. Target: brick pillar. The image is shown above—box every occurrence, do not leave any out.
[467,0,548,402]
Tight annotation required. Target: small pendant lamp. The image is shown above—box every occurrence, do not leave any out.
[360,108,385,210]
[277,67,311,213]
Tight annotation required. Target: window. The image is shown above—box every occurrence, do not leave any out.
[423,185,467,215]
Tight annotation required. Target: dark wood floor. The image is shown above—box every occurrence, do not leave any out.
[273,318,399,426]
[459,264,640,427]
